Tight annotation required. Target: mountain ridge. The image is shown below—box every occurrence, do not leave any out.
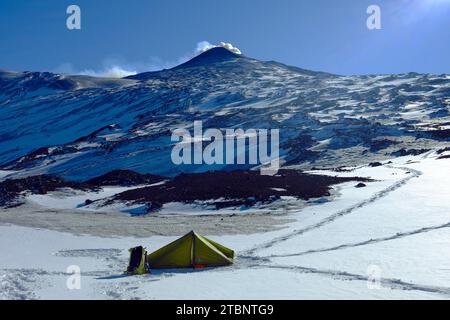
[0,48,449,181]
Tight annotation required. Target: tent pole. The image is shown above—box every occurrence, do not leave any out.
[192,232,196,267]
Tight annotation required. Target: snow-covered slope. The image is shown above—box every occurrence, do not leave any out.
[2,152,450,299]
[1,47,449,180]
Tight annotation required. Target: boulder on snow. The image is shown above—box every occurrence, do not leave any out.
[368,162,383,167]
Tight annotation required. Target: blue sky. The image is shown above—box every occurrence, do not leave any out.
[0,0,449,75]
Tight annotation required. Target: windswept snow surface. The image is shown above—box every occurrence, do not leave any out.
[26,186,142,211]
[1,153,450,299]
[0,170,15,180]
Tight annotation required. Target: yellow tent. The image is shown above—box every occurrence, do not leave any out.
[146,231,234,269]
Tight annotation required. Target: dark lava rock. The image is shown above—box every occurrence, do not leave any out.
[368,162,383,167]
[0,169,166,207]
[114,169,371,211]
[86,169,165,187]
[417,129,450,140]
[390,148,430,157]
[0,175,93,207]
[437,154,450,160]
[437,147,450,155]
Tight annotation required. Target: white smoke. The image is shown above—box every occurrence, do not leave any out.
[54,62,137,78]
[80,66,137,78]
[195,41,242,55]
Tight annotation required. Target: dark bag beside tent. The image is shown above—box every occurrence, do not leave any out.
[126,246,149,275]
[147,231,234,269]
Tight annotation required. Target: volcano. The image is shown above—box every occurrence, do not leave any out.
[175,46,244,68]
[0,47,449,181]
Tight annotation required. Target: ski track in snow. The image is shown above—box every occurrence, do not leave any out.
[256,264,450,296]
[235,163,450,298]
[242,166,422,256]
[267,221,450,259]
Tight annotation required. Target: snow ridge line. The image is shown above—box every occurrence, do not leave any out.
[268,221,450,258]
[241,166,422,256]
[257,264,450,297]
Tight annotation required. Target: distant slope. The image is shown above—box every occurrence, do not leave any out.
[0,47,449,180]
